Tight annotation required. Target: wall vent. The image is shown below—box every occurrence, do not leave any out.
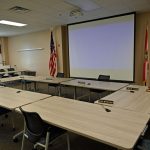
[9,6,31,13]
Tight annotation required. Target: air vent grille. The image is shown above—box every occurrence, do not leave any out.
[9,6,31,13]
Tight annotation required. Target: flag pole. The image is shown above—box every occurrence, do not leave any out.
[147,23,150,90]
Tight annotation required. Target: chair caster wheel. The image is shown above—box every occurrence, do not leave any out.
[13,138,18,143]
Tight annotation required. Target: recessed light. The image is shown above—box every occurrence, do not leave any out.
[0,20,27,27]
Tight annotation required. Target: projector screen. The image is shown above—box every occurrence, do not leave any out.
[68,13,135,82]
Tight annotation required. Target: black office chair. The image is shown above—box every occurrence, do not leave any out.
[48,72,64,95]
[136,139,150,150]
[7,68,19,77]
[0,107,15,130]
[0,69,9,78]
[89,74,110,101]
[56,72,64,78]
[98,75,110,81]
[0,69,4,78]
[20,107,70,150]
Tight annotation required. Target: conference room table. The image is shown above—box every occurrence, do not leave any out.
[0,75,73,95]
[0,69,25,75]
[19,75,43,90]
[20,75,73,95]
[0,85,5,88]
[61,79,129,99]
[0,86,52,140]
[95,85,150,113]
[0,76,21,83]
[20,96,149,150]
[0,86,51,109]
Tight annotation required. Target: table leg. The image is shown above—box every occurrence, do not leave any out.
[25,82,27,90]
[74,87,77,99]
[58,84,61,96]
[34,82,36,91]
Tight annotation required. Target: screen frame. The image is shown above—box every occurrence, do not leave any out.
[67,12,136,83]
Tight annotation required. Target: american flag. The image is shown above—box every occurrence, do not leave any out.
[143,26,149,85]
[49,32,57,77]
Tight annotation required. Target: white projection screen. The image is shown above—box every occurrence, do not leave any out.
[68,13,135,82]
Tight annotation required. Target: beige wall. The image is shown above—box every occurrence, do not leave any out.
[0,37,9,65]
[8,27,63,76]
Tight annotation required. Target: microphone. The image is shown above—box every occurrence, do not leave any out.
[16,90,21,93]
[101,105,111,112]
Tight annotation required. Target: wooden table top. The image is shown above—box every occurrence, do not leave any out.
[20,75,73,84]
[0,87,51,109]
[0,70,25,75]
[61,79,128,91]
[0,76,21,82]
[21,96,149,150]
[96,85,150,113]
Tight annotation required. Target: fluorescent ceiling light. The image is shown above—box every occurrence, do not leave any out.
[64,0,100,11]
[0,20,27,27]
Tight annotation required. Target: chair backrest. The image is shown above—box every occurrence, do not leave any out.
[19,107,45,143]
[0,69,5,72]
[7,68,15,76]
[7,68,15,71]
[98,75,110,81]
[28,71,36,76]
[22,71,36,76]
[56,72,64,78]
[0,69,6,77]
